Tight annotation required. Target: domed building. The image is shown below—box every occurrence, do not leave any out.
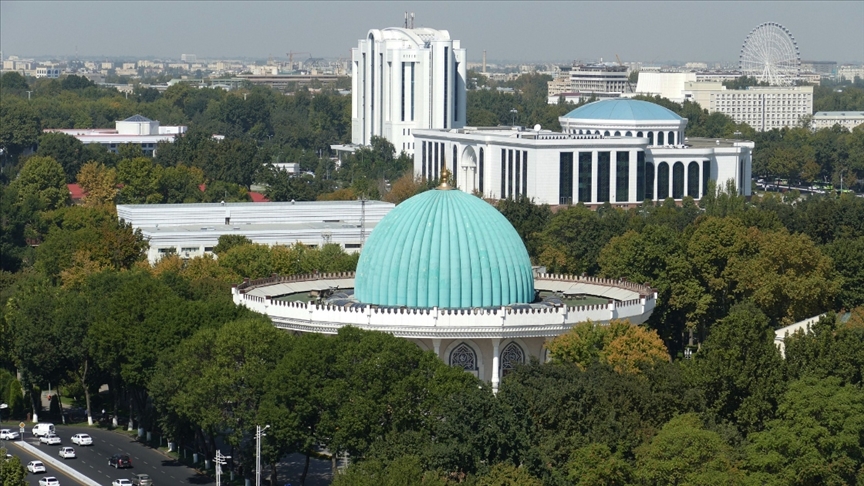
[413,98,754,207]
[233,174,657,391]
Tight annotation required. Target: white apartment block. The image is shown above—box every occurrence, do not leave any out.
[35,67,61,78]
[686,82,813,131]
[570,65,630,94]
[547,71,571,97]
[838,65,864,82]
[351,26,467,155]
[812,112,864,131]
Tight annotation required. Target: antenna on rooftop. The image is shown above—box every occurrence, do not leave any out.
[411,12,415,29]
[404,12,408,28]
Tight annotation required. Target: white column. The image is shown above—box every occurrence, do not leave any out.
[491,339,501,394]
[699,161,704,199]
[433,339,441,360]
[653,163,658,201]
[629,149,637,204]
[609,151,617,202]
[591,151,598,204]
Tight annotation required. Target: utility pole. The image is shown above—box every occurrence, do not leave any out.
[215,450,230,486]
[255,425,269,486]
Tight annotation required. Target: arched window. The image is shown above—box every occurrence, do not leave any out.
[658,132,665,145]
[668,131,675,145]
[479,148,485,194]
[645,162,655,201]
[702,160,711,196]
[672,162,684,199]
[637,131,643,137]
[614,131,621,136]
[626,131,632,137]
[501,342,524,376]
[657,162,669,200]
[450,343,477,371]
[687,161,700,197]
[604,131,610,136]
[648,132,654,145]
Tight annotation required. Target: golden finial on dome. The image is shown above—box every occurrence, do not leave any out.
[438,160,453,190]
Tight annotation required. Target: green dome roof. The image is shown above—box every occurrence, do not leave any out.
[355,189,535,309]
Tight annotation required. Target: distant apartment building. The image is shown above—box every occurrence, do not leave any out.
[634,72,697,103]
[838,65,864,82]
[547,70,571,97]
[812,111,864,131]
[44,115,187,156]
[181,54,197,63]
[800,61,836,75]
[34,67,61,78]
[685,82,813,131]
[349,25,466,155]
[570,64,630,93]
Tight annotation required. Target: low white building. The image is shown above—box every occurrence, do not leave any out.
[634,72,697,103]
[413,98,753,207]
[116,200,395,264]
[570,64,630,94]
[812,111,864,131]
[44,115,186,156]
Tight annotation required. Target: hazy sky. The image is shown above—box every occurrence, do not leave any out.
[2,1,862,64]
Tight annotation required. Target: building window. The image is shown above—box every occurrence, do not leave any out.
[578,152,592,203]
[636,152,645,201]
[672,162,684,199]
[501,342,524,376]
[501,149,506,198]
[479,148,485,194]
[637,131,643,137]
[453,145,458,184]
[508,150,514,198]
[443,47,449,128]
[410,62,415,121]
[648,132,654,145]
[668,131,675,145]
[657,162,669,200]
[739,158,745,195]
[515,150,521,196]
[658,132,665,145]
[450,343,477,371]
[522,151,528,197]
[616,152,629,202]
[597,151,610,203]
[401,62,406,122]
[559,152,573,205]
[688,161,700,197]
[434,142,439,179]
[422,141,427,179]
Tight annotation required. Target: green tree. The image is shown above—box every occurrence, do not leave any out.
[687,302,786,434]
[474,463,542,486]
[745,376,864,486]
[546,320,670,374]
[634,414,745,485]
[9,155,68,210]
[0,447,27,486]
[37,132,86,182]
[496,195,552,259]
[0,99,41,156]
[213,234,253,256]
[565,443,633,486]
[537,203,628,274]
[823,236,864,309]
[332,455,446,486]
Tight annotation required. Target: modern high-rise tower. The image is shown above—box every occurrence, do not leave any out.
[351,26,466,156]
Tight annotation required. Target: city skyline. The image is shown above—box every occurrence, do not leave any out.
[1,1,862,64]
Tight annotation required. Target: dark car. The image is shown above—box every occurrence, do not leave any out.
[109,453,132,468]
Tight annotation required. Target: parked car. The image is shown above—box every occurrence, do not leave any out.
[0,429,20,440]
[39,477,60,486]
[40,433,61,445]
[32,423,55,437]
[108,453,132,468]
[131,473,153,485]
[59,447,76,459]
[27,460,46,473]
[71,433,93,446]
[112,479,133,486]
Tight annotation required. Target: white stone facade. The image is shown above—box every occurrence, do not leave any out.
[351,27,467,155]
[413,128,753,207]
[233,272,657,390]
[812,111,864,131]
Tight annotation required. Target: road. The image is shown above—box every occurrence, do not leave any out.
[2,423,212,486]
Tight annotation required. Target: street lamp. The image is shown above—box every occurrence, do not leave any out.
[254,424,269,486]
[510,109,518,127]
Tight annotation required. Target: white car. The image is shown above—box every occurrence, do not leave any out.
[112,480,133,486]
[27,460,46,473]
[40,433,61,445]
[0,428,20,440]
[59,446,76,459]
[39,477,60,486]
[71,433,93,446]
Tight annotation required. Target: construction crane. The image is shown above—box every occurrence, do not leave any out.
[616,54,635,93]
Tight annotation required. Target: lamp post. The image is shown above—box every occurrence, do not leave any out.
[215,450,230,486]
[510,109,518,127]
[255,424,269,486]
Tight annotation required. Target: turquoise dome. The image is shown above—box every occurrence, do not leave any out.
[355,188,534,309]
[563,99,682,121]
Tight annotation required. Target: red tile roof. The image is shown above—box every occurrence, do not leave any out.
[68,183,86,200]
[248,191,270,202]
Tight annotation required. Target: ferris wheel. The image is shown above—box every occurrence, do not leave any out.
[739,22,801,86]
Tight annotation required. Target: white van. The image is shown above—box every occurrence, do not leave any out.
[32,423,55,437]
